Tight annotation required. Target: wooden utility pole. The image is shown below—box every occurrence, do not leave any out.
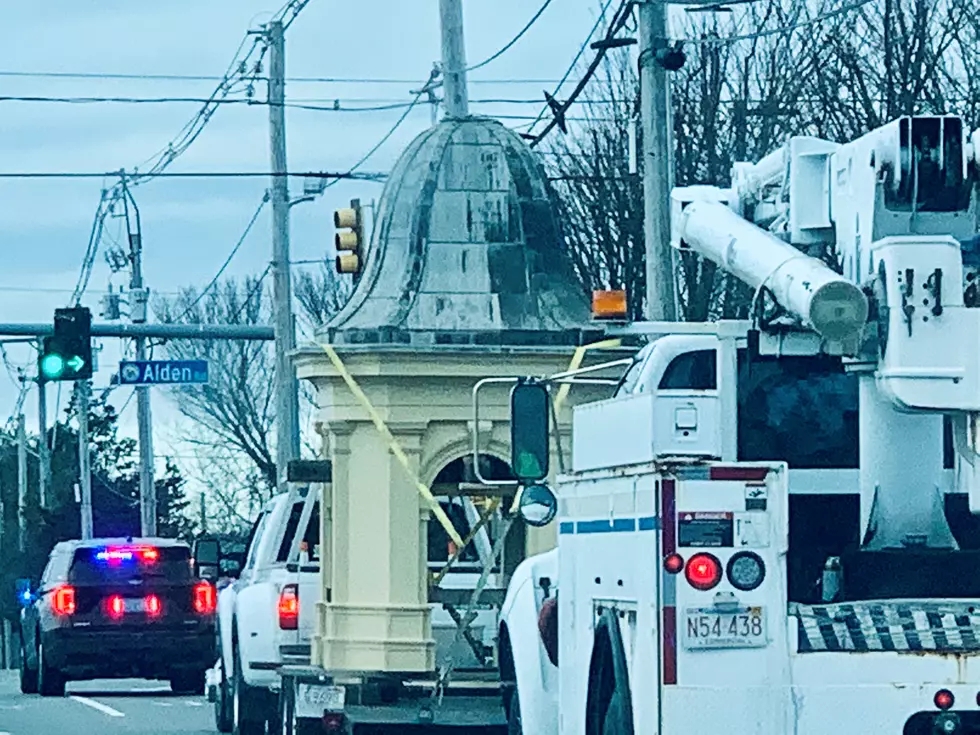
[639,1,678,321]
[268,20,301,490]
[77,382,93,540]
[440,0,470,118]
[17,414,26,552]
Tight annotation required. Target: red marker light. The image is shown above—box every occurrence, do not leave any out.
[664,554,684,574]
[52,585,76,616]
[106,595,125,620]
[935,689,954,710]
[140,547,160,564]
[278,584,299,630]
[145,594,162,618]
[685,553,722,591]
[193,582,216,615]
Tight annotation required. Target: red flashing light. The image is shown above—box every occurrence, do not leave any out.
[52,585,76,616]
[685,553,722,591]
[935,689,955,710]
[278,584,299,630]
[106,595,125,620]
[140,547,160,564]
[145,594,162,618]
[193,582,216,615]
[664,554,684,574]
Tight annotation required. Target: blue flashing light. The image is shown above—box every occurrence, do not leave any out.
[20,590,31,602]
[96,549,135,564]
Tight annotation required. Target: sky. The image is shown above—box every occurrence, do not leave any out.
[0,0,635,505]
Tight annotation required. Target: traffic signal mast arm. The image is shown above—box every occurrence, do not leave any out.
[670,115,980,547]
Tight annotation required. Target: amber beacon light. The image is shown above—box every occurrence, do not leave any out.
[334,198,364,275]
[592,290,628,320]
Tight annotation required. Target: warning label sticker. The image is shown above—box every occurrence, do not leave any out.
[678,512,734,548]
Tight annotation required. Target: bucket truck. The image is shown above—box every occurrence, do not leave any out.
[486,115,980,735]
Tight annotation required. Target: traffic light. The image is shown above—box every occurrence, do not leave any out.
[38,307,93,382]
[334,198,364,275]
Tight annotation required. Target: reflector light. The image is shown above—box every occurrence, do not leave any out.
[106,595,125,620]
[193,582,216,615]
[278,584,299,630]
[664,554,684,574]
[935,689,955,710]
[145,594,162,618]
[685,553,722,591]
[52,585,76,616]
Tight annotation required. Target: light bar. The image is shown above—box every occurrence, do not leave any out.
[95,546,160,564]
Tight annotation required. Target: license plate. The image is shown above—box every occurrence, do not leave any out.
[123,598,146,613]
[682,606,766,649]
[295,683,345,718]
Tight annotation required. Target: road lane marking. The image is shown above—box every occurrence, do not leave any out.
[152,701,173,707]
[185,701,204,707]
[70,695,125,718]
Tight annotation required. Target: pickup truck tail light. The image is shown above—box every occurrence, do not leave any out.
[193,582,216,615]
[52,585,76,616]
[278,584,299,630]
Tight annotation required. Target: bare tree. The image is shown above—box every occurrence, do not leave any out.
[543,0,979,320]
[155,276,278,498]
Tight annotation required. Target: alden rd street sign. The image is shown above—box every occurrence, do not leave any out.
[119,359,209,386]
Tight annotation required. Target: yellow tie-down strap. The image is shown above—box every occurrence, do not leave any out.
[319,343,465,547]
[508,337,623,513]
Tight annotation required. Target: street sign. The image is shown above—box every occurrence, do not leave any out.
[119,360,209,386]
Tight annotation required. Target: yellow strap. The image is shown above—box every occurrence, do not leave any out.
[509,337,624,513]
[318,343,464,547]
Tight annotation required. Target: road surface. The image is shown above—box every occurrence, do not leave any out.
[0,670,214,735]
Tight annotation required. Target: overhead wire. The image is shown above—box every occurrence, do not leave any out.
[171,192,270,322]
[525,0,619,134]
[465,0,555,73]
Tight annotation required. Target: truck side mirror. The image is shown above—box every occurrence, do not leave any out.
[519,484,558,527]
[510,380,551,483]
[193,538,221,582]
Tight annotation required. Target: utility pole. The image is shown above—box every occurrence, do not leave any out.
[37,375,50,509]
[439,0,470,118]
[200,492,207,534]
[639,0,678,321]
[17,414,26,552]
[121,178,156,536]
[268,19,301,489]
[77,382,93,540]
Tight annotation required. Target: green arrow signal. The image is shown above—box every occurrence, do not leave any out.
[66,355,85,372]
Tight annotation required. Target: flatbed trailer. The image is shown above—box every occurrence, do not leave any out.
[278,664,506,734]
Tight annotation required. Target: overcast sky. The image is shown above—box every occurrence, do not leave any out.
[0,0,637,501]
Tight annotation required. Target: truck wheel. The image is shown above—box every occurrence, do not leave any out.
[19,639,38,694]
[507,687,524,735]
[232,644,265,735]
[215,656,234,733]
[171,669,207,696]
[37,642,66,697]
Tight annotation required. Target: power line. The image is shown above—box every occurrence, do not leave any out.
[465,0,554,73]
[529,0,634,147]
[688,0,876,45]
[0,170,389,180]
[0,70,586,85]
[172,192,270,322]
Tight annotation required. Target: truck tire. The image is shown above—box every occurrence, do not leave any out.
[19,638,38,694]
[584,609,634,735]
[232,643,266,735]
[215,655,234,733]
[37,641,66,697]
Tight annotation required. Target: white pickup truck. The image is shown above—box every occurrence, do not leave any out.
[209,486,320,735]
